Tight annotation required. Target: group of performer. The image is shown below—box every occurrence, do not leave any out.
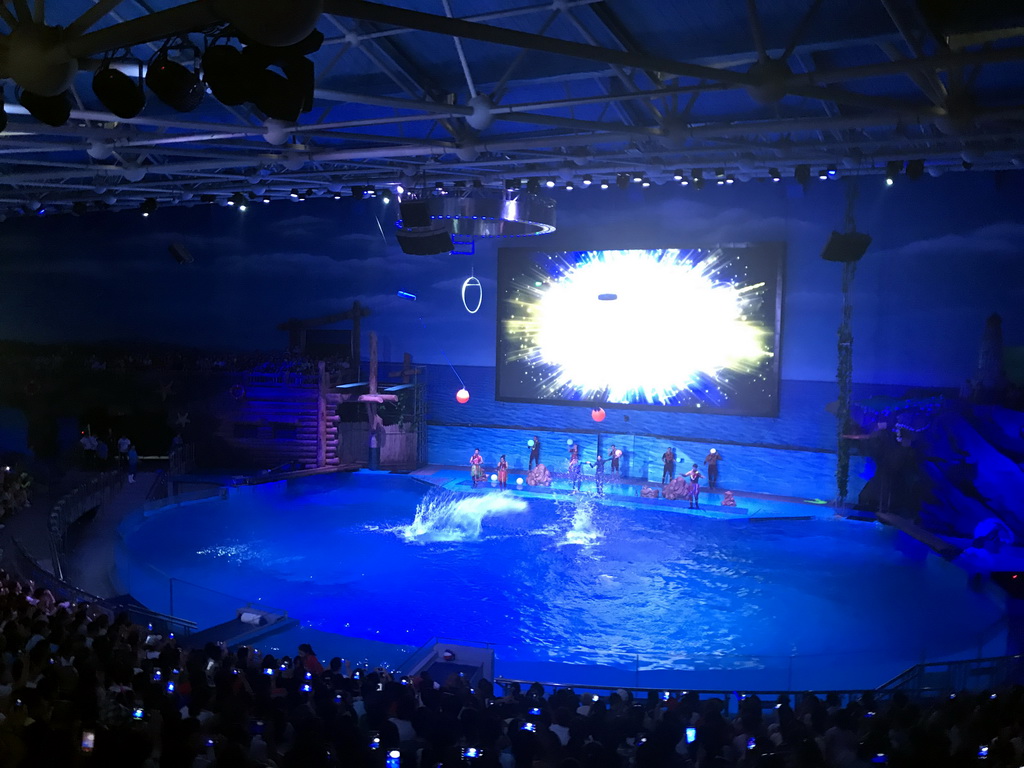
[470,439,725,507]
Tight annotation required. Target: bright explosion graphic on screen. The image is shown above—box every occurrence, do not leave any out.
[505,249,772,405]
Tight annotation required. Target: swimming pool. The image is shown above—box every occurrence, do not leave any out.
[117,473,1006,688]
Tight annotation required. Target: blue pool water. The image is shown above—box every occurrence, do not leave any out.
[118,474,1005,686]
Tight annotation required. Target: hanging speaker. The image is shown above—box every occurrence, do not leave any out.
[820,231,872,263]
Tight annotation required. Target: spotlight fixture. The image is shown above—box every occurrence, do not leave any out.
[201,44,252,106]
[199,194,216,204]
[905,159,925,180]
[769,168,781,182]
[228,192,247,209]
[526,178,540,193]
[716,177,725,185]
[289,188,299,198]
[692,169,704,181]
[565,181,574,191]
[364,186,374,197]
[92,60,146,119]
[380,190,392,203]
[504,179,518,191]
[333,192,342,200]
[726,174,735,184]
[794,164,811,185]
[18,89,72,127]
[145,46,204,113]
[582,174,593,186]
[714,168,725,179]
[599,179,610,189]
[616,173,630,190]
[827,166,837,178]
[818,169,829,180]
[545,178,556,188]
[139,198,157,217]
[435,181,446,194]
[673,169,684,181]
[263,196,272,204]
[885,160,903,185]
[692,177,705,190]
[679,176,689,186]
[641,177,651,188]
[631,172,643,183]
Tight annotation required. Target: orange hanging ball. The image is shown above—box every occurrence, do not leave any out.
[591,407,606,422]
[456,388,470,404]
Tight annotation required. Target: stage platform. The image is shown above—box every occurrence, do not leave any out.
[410,465,865,522]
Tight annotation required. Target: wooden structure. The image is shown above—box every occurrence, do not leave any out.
[277,300,372,378]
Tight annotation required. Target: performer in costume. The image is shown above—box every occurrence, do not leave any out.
[609,444,621,475]
[704,448,723,489]
[590,454,608,496]
[568,455,583,493]
[686,463,703,509]
[661,447,676,484]
[529,436,541,469]
[497,454,509,490]
[470,449,484,487]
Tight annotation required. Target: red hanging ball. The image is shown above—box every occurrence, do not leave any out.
[591,407,606,422]
[456,388,470,404]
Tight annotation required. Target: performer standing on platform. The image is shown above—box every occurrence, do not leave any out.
[609,444,621,476]
[568,454,583,493]
[497,454,509,490]
[529,436,541,469]
[470,449,484,488]
[704,448,723,489]
[590,454,608,496]
[662,447,676,484]
[686,463,703,509]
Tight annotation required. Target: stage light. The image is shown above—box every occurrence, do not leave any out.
[396,290,417,301]
[582,174,593,186]
[673,169,684,181]
[885,160,903,185]
[726,175,735,184]
[201,44,252,106]
[794,164,811,184]
[262,196,271,204]
[827,166,837,178]
[715,168,725,179]
[641,177,651,188]
[364,185,375,197]
[18,89,71,127]
[92,62,146,119]
[228,192,247,207]
[290,189,299,198]
[565,181,575,191]
[503,179,517,191]
[435,181,446,194]
[769,168,781,182]
[545,178,556,188]
[818,169,828,180]
[380,190,392,204]
[145,48,204,113]
[692,169,704,181]
[200,194,216,204]
[680,177,689,186]
[600,179,610,189]
[692,178,705,190]
[616,173,630,190]
[333,193,342,200]
[139,198,157,217]
[456,388,470,404]
[632,172,643,183]
[716,177,725,186]
[905,159,925,180]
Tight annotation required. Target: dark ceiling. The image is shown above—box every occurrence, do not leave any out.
[1,0,1023,218]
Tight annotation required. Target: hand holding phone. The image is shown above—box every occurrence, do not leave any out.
[81,730,95,752]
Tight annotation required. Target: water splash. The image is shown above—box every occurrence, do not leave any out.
[399,490,529,542]
[560,497,602,546]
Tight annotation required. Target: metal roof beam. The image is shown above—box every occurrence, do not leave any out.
[323,0,755,87]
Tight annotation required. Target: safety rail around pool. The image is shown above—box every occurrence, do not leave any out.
[878,654,1024,694]
[48,470,124,579]
[10,535,198,636]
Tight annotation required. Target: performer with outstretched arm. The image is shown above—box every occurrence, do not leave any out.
[686,463,703,509]
[590,454,608,496]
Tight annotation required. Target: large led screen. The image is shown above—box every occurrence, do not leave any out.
[496,245,784,416]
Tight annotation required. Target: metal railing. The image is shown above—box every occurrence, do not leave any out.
[10,536,198,636]
[48,471,124,579]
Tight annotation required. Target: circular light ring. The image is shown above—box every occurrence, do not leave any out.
[426,189,555,237]
[461,276,482,314]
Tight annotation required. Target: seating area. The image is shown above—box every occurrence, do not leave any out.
[0,559,1021,768]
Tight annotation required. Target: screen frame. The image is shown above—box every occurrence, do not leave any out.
[494,242,785,417]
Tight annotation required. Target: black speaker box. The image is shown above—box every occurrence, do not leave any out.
[820,231,872,263]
